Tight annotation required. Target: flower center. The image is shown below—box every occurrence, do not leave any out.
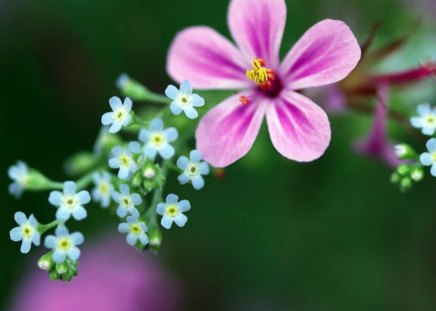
[64,196,77,208]
[122,196,131,206]
[425,116,436,125]
[166,204,179,217]
[432,152,436,162]
[115,108,126,122]
[177,94,191,107]
[246,58,276,90]
[187,164,198,175]
[130,224,142,235]
[151,133,165,147]
[120,155,131,167]
[99,183,109,194]
[22,225,33,238]
[58,238,72,251]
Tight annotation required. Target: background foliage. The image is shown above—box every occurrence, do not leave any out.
[1,0,435,310]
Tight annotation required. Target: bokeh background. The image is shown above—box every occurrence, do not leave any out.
[1,0,436,310]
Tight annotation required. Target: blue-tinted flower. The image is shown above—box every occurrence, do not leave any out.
[156,194,190,229]
[112,184,142,218]
[165,80,205,119]
[177,150,209,190]
[101,96,133,133]
[44,226,84,264]
[8,161,30,198]
[9,211,40,254]
[48,181,91,221]
[420,138,436,176]
[138,119,178,160]
[116,73,129,89]
[118,216,149,246]
[411,103,436,135]
[92,172,114,208]
[108,146,137,180]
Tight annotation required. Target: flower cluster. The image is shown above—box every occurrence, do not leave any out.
[8,80,209,282]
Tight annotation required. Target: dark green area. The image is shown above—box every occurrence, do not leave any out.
[0,0,435,310]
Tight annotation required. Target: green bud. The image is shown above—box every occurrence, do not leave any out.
[142,163,165,192]
[390,172,400,183]
[131,169,144,189]
[117,75,150,100]
[397,164,410,175]
[410,167,424,181]
[25,169,61,191]
[64,152,98,176]
[400,177,412,191]
[37,252,54,271]
[94,131,123,157]
[148,226,162,253]
[394,144,417,160]
[56,262,69,275]
[49,269,60,281]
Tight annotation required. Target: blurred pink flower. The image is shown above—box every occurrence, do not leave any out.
[167,0,361,167]
[8,236,183,311]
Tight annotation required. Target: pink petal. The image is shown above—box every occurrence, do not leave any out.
[196,92,267,167]
[279,19,361,89]
[266,90,331,162]
[228,0,286,68]
[167,26,250,89]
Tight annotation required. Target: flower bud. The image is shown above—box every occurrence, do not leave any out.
[394,144,417,160]
[37,252,54,271]
[64,152,98,176]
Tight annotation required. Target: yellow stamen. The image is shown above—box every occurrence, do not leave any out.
[246,58,275,89]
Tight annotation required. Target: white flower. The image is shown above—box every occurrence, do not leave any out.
[101,96,133,133]
[177,150,210,190]
[112,184,142,218]
[410,103,436,136]
[48,181,91,221]
[44,226,84,264]
[138,118,178,160]
[108,146,137,180]
[92,172,114,208]
[156,194,190,229]
[420,138,436,176]
[165,80,205,119]
[118,216,149,246]
[8,161,30,198]
[9,212,40,254]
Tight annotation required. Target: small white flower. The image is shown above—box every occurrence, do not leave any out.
[118,216,149,246]
[410,103,436,136]
[108,146,137,180]
[44,226,84,264]
[112,184,142,218]
[420,138,436,176]
[92,172,114,208]
[165,80,205,119]
[156,194,190,229]
[9,212,40,254]
[177,150,210,190]
[101,96,133,133]
[49,181,91,221]
[8,161,30,198]
[139,118,178,160]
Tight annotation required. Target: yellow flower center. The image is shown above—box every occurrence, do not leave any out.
[425,116,435,125]
[122,196,131,206]
[99,183,109,194]
[120,155,131,167]
[432,152,436,162]
[58,238,72,251]
[115,109,126,122]
[151,133,165,147]
[64,196,77,208]
[187,164,198,175]
[22,225,33,238]
[130,224,142,234]
[166,204,179,217]
[246,58,276,90]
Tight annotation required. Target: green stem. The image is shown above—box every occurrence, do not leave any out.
[76,172,95,190]
[38,220,60,234]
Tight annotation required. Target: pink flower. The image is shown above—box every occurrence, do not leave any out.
[167,0,361,167]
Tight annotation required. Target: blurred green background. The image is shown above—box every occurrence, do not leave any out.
[1,0,436,310]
